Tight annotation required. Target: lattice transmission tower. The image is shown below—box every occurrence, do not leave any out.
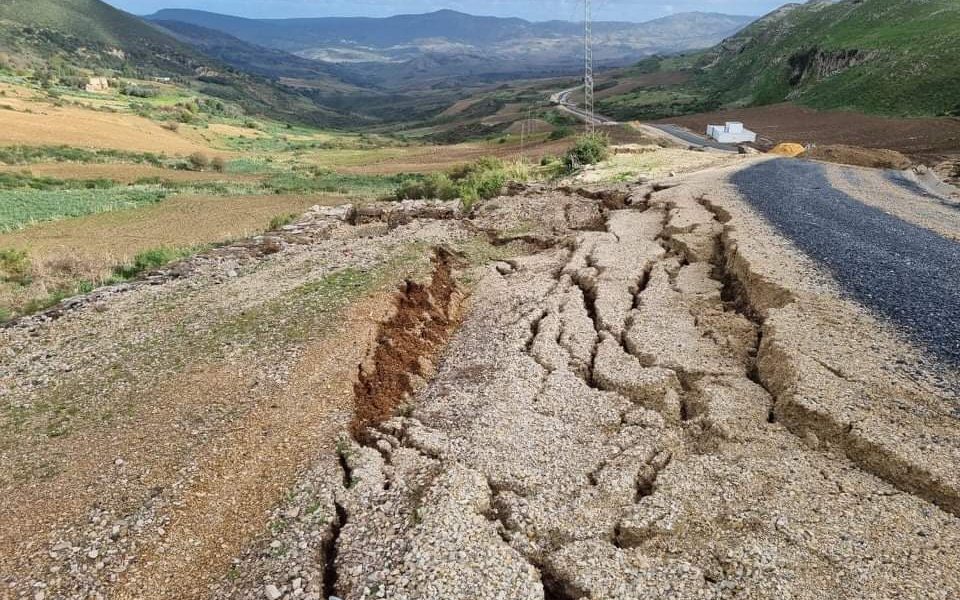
[583,0,595,132]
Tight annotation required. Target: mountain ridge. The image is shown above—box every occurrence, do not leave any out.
[144,8,754,70]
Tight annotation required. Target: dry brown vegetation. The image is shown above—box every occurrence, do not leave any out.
[0,99,213,154]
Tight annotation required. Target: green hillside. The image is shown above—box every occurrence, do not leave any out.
[598,0,960,120]
[0,0,355,126]
[700,0,960,116]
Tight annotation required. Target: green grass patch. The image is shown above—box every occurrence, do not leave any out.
[0,186,167,232]
[0,172,116,191]
[0,145,165,166]
[264,169,406,198]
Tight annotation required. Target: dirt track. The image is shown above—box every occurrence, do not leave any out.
[2,156,959,599]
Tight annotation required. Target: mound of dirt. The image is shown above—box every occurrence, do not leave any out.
[769,142,806,157]
[804,144,912,169]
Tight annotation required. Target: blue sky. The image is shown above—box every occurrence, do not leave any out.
[106,0,791,22]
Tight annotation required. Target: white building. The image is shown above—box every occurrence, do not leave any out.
[706,122,757,144]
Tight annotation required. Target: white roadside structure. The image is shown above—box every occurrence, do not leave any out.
[706,121,757,144]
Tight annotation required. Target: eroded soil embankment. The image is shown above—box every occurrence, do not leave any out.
[352,247,466,437]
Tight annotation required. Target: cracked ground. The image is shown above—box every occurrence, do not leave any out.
[2,156,959,599]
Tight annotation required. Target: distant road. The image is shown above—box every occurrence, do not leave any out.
[731,159,960,367]
[647,124,738,152]
[550,86,618,127]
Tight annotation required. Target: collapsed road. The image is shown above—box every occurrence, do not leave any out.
[2,155,959,599]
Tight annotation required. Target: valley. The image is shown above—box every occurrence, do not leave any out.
[0,0,958,598]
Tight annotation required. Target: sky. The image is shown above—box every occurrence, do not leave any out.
[105,0,791,22]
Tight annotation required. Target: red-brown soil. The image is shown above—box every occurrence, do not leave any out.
[660,103,960,161]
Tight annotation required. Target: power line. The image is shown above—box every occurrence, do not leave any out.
[584,0,595,133]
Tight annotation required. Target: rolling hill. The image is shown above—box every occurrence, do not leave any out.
[698,0,960,116]
[595,0,960,120]
[0,0,359,126]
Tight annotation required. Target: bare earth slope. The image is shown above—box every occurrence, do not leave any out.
[2,154,958,599]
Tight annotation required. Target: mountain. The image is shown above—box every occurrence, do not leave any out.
[151,19,361,91]
[697,0,960,116]
[146,9,754,88]
[0,0,358,126]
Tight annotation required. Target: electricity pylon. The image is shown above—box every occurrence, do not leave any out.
[584,0,595,132]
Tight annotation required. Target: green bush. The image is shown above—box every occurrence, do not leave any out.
[549,125,573,140]
[564,133,610,172]
[0,248,30,285]
[460,169,507,206]
[269,213,299,230]
[394,157,507,206]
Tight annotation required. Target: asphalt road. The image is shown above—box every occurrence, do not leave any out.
[731,159,960,367]
[650,124,738,152]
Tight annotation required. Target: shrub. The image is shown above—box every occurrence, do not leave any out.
[211,156,226,172]
[0,248,30,285]
[188,152,210,171]
[564,133,610,172]
[161,121,180,133]
[395,173,457,201]
[269,213,299,230]
[121,85,160,98]
[461,169,507,203]
[112,247,191,280]
[549,125,573,140]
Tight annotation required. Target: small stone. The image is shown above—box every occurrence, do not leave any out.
[284,506,301,519]
[87,549,99,559]
[115,458,125,467]
[264,584,282,600]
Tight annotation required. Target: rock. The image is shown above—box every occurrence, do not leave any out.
[264,584,282,600]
